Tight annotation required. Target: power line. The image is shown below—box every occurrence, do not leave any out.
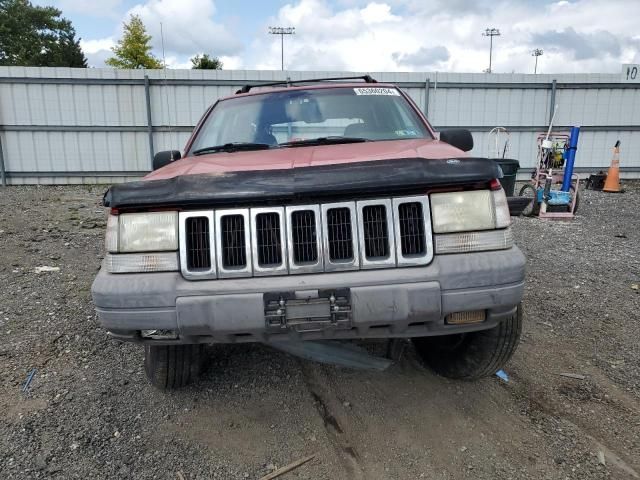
[268,26,296,71]
[482,27,501,73]
[531,48,544,74]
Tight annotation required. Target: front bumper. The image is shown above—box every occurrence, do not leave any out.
[91,247,526,344]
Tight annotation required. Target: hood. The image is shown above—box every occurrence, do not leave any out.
[144,138,466,181]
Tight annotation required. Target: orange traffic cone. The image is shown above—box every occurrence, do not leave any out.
[603,141,621,193]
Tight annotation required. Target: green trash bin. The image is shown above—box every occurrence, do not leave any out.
[492,158,520,196]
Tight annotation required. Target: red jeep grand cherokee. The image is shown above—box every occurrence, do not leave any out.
[92,77,524,390]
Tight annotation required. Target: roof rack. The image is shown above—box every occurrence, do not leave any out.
[235,75,377,94]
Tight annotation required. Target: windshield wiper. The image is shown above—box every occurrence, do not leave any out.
[192,142,275,156]
[280,136,370,147]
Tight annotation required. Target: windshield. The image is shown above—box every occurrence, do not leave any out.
[189,86,431,153]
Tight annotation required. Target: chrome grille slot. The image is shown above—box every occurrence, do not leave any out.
[251,207,287,276]
[357,199,395,269]
[322,202,359,271]
[286,205,323,274]
[398,202,425,255]
[327,208,353,260]
[221,215,246,267]
[393,196,433,266]
[362,205,388,257]
[186,217,211,270]
[215,209,252,277]
[291,210,318,263]
[179,211,216,279]
[256,213,282,265]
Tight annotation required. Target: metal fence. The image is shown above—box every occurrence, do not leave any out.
[0,67,639,185]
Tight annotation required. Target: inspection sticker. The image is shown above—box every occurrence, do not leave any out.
[353,87,400,96]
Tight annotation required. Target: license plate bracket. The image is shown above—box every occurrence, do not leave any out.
[264,289,352,332]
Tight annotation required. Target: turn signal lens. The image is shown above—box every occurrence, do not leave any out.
[105,214,119,253]
[105,252,179,273]
[435,228,513,254]
[446,310,486,325]
[492,188,511,228]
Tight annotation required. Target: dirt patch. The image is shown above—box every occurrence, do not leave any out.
[0,183,639,479]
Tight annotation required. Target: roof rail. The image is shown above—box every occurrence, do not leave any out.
[235,75,377,94]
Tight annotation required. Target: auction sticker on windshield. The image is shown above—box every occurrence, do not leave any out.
[353,87,400,96]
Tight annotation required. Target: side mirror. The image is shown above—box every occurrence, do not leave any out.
[439,129,474,152]
[153,150,181,171]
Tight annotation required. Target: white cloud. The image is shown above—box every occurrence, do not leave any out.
[80,38,115,55]
[79,0,640,73]
[219,55,244,70]
[54,0,124,18]
[243,0,640,73]
[80,38,115,67]
[126,0,242,58]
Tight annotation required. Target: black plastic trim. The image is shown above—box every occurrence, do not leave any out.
[104,157,502,209]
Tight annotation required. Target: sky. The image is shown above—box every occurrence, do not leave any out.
[37,0,640,73]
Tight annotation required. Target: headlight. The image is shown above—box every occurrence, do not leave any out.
[431,190,495,233]
[105,212,178,253]
[431,189,511,233]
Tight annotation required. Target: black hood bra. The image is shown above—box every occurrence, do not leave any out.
[103,157,503,209]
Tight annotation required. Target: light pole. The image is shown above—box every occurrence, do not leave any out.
[268,26,295,70]
[482,28,501,73]
[532,48,543,74]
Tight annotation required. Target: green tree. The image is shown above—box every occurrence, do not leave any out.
[106,15,162,69]
[190,53,223,70]
[0,0,87,67]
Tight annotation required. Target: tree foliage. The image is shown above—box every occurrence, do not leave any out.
[190,53,223,70]
[0,0,87,67]
[106,15,162,69]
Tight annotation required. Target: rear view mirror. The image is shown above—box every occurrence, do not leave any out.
[439,129,474,152]
[153,150,181,171]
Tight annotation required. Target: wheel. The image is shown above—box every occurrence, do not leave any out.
[518,184,539,216]
[412,304,522,380]
[144,344,204,390]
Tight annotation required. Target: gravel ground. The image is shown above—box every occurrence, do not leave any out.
[0,182,639,480]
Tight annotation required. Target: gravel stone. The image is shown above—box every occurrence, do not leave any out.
[1,184,639,479]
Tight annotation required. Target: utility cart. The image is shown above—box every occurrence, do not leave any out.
[518,128,580,219]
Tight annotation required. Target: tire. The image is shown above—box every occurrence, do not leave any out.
[412,304,522,380]
[518,184,539,216]
[144,344,204,390]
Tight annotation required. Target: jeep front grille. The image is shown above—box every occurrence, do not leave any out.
[180,195,433,279]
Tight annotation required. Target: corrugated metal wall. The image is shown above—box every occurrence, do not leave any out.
[0,67,638,185]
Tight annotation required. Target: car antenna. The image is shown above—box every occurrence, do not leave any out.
[160,22,175,162]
